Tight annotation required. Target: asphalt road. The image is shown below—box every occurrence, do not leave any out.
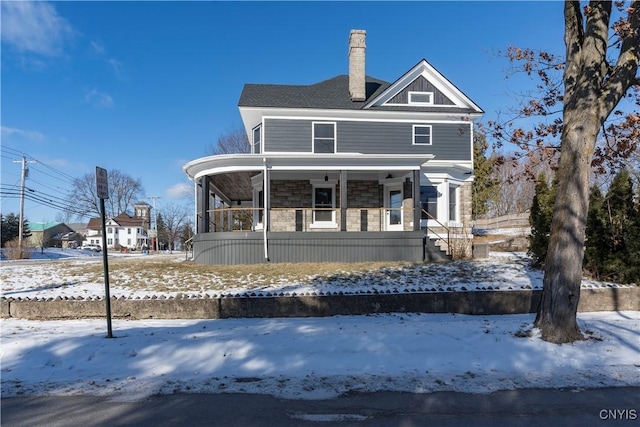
[2,387,638,427]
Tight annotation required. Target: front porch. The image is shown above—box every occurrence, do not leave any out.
[185,153,470,265]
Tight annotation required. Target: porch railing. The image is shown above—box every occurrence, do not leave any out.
[421,209,451,255]
[200,206,457,256]
[204,206,412,233]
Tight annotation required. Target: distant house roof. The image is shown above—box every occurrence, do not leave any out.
[87,218,102,230]
[29,222,64,232]
[112,213,146,227]
[88,213,146,230]
[67,223,88,232]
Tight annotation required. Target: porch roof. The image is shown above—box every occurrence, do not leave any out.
[183,153,435,182]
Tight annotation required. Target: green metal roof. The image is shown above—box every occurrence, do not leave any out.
[28,222,62,231]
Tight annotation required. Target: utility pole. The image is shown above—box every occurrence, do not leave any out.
[13,154,36,254]
[148,196,161,252]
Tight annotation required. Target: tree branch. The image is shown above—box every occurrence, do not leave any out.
[564,1,585,103]
[600,1,640,121]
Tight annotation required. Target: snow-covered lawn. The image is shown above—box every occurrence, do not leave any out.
[1,250,638,400]
[0,250,631,300]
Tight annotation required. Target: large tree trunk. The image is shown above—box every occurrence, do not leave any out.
[534,0,639,343]
[534,111,598,343]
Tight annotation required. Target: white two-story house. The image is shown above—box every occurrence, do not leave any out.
[85,202,151,250]
[184,30,483,265]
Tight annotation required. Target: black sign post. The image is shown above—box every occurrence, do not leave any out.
[96,166,113,338]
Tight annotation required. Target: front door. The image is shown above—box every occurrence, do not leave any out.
[385,186,403,231]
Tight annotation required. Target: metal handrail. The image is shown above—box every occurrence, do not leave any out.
[421,209,451,255]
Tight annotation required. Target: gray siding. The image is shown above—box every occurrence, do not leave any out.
[338,121,471,160]
[264,119,311,152]
[193,231,433,265]
[387,76,455,105]
[264,119,471,161]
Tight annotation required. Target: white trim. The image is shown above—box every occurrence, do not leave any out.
[412,124,432,145]
[241,108,482,136]
[184,153,434,181]
[264,114,473,124]
[363,60,484,113]
[408,91,434,105]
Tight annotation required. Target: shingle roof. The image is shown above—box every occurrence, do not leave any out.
[238,75,390,110]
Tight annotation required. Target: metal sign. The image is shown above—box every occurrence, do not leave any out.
[96,166,109,199]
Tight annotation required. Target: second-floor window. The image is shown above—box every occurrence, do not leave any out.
[253,125,261,154]
[127,228,131,234]
[313,122,336,153]
[413,125,432,145]
[107,227,113,234]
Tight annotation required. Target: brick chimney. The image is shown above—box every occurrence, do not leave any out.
[348,29,366,101]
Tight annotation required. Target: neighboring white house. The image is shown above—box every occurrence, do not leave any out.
[85,203,152,250]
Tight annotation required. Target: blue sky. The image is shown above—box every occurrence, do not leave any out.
[1,1,566,223]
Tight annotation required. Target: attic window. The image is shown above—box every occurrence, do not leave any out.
[409,91,434,105]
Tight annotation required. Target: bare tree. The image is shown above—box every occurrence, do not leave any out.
[487,151,557,217]
[158,202,189,253]
[66,169,145,219]
[206,126,250,155]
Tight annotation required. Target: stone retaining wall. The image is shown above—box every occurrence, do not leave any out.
[2,286,637,320]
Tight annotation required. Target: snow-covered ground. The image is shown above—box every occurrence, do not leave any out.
[1,312,638,400]
[0,250,631,300]
[1,249,638,400]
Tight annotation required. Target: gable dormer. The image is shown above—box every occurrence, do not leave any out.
[363,59,483,117]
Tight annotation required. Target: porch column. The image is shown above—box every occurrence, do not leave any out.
[227,202,233,231]
[199,178,210,233]
[263,164,270,261]
[413,170,421,231]
[212,193,217,232]
[340,170,347,231]
[264,168,270,232]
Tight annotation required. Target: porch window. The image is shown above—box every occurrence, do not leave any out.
[253,125,261,154]
[420,186,439,220]
[312,184,336,227]
[253,188,264,229]
[449,185,458,223]
[413,125,432,145]
[313,122,336,153]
